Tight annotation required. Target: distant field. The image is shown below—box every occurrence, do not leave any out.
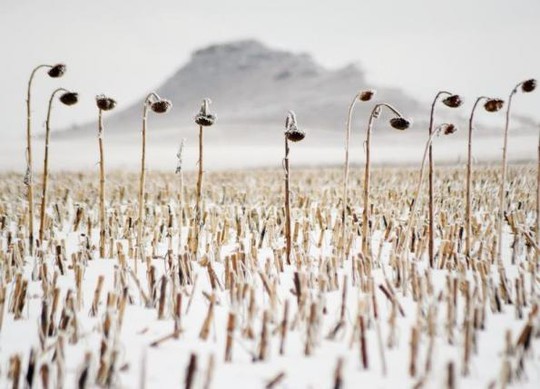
[0,129,537,172]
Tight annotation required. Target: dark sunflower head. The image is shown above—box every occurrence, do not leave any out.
[59,91,78,106]
[389,117,411,131]
[284,111,306,142]
[484,98,504,112]
[96,95,117,111]
[194,98,216,126]
[48,64,66,78]
[359,90,375,102]
[442,94,463,108]
[441,123,458,135]
[150,99,172,114]
[521,79,537,93]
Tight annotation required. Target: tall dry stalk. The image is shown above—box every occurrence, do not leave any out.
[193,99,216,256]
[342,90,374,256]
[38,89,78,243]
[137,93,171,266]
[176,138,186,255]
[25,63,66,254]
[466,97,503,258]
[362,103,410,255]
[96,95,117,258]
[497,79,536,262]
[398,123,458,257]
[427,92,462,267]
[283,111,306,265]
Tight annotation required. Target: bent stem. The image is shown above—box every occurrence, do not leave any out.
[465,97,488,260]
[137,94,156,269]
[38,87,68,243]
[26,64,53,254]
[398,130,440,259]
[497,84,521,263]
[342,92,366,259]
[362,103,404,256]
[427,91,452,268]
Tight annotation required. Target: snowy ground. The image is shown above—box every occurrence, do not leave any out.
[0,167,538,388]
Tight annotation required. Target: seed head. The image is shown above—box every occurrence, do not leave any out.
[150,99,172,114]
[48,64,66,78]
[285,111,306,142]
[521,79,537,93]
[194,98,216,126]
[442,94,463,108]
[389,117,411,131]
[59,92,78,106]
[96,95,117,111]
[359,90,375,102]
[484,98,504,112]
[440,123,458,135]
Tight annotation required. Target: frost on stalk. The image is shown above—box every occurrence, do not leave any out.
[176,139,186,174]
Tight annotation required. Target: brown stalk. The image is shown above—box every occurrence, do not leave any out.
[184,353,197,389]
[279,300,289,355]
[9,355,21,389]
[266,372,286,389]
[25,64,60,255]
[199,294,215,341]
[362,103,407,255]
[409,325,418,377]
[427,92,453,269]
[333,357,344,389]
[90,275,104,317]
[224,311,236,362]
[342,90,374,258]
[359,315,368,369]
[98,108,106,258]
[137,92,170,268]
[38,88,70,243]
[284,135,292,265]
[497,80,535,262]
[196,125,204,228]
[466,96,499,259]
[258,310,269,361]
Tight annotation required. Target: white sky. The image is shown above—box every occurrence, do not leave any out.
[1,0,539,140]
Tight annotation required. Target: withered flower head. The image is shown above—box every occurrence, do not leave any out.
[194,98,216,126]
[442,94,463,108]
[521,79,537,93]
[150,99,172,114]
[359,90,375,102]
[440,123,458,135]
[484,98,504,112]
[59,92,78,106]
[96,95,117,111]
[389,117,411,131]
[285,111,306,142]
[48,64,66,78]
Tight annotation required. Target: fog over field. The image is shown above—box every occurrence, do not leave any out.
[1,0,539,172]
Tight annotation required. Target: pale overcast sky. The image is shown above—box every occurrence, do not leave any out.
[1,0,539,140]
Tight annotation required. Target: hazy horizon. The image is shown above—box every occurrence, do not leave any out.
[1,0,539,170]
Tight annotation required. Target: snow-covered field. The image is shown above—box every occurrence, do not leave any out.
[0,166,539,388]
